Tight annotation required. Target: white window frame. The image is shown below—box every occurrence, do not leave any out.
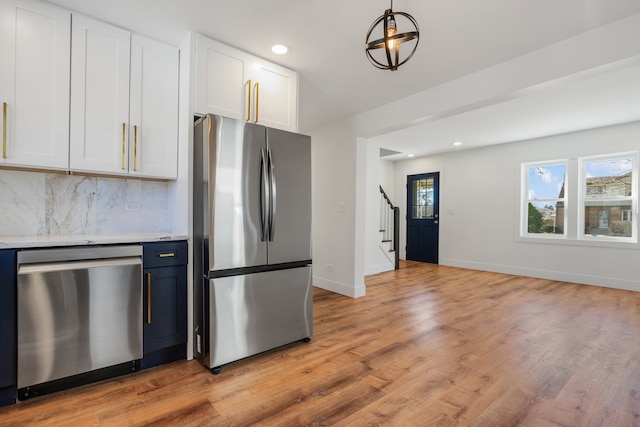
[578,152,637,243]
[520,160,568,239]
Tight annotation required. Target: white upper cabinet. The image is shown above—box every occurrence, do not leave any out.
[249,60,298,132]
[195,35,298,132]
[70,14,131,175]
[0,0,70,170]
[196,37,251,122]
[128,34,179,179]
[70,15,178,179]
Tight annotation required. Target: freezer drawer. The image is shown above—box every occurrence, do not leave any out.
[206,266,313,368]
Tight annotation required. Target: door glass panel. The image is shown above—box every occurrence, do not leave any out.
[411,178,434,219]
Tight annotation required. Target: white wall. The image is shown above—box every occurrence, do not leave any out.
[394,121,640,291]
[364,142,395,276]
[309,125,395,292]
[173,32,197,360]
[309,120,365,297]
[168,34,194,237]
[379,158,395,200]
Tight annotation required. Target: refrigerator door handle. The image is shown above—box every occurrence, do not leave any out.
[268,148,276,241]
[259,147,269,241]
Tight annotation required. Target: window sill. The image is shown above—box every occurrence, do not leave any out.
[515,234,640,249]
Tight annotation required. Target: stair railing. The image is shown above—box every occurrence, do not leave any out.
[379,185,400,270]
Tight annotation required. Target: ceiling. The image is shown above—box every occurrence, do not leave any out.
[371,57,640,159]
[44,0,640,159]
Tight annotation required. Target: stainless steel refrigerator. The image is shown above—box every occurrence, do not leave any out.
[193,113,313,373]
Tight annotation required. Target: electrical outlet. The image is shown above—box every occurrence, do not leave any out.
[124,202,141,212]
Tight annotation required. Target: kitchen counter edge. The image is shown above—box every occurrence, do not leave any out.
[0,233,189,250]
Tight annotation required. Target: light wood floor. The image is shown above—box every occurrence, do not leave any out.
[2,261,640,426]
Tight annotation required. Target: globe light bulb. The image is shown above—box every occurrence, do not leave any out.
[387,15,397,49]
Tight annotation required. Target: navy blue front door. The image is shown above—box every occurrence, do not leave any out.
[406,172,439,263]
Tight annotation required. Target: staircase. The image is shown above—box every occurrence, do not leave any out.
[379,186,400,270]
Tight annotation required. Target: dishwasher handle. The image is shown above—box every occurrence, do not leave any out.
[17,245,142,265]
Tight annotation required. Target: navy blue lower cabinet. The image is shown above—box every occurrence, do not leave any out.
[0,250,17,406]
[141,241,188,369]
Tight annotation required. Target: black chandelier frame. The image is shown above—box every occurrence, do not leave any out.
[365,2,420,71]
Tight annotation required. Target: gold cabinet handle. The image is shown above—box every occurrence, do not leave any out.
[246,79,252,121]
[254,82,259,123]
[147,272,151,324]
[121,123,126,170]
[2,102,7,159]
[159,252,175,258]
[133,125,137,171]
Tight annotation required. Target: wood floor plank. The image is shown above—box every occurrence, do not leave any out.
[2,261,640,426]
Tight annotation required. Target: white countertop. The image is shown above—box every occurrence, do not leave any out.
[0,233,189,249]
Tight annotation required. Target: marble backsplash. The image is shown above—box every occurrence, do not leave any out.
[0,169,170,237]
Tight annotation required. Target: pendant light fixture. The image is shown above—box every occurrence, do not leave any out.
[365,0,420,71]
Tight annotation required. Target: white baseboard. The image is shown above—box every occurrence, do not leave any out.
[313,276,366,298]
[440,258,640,292]
[365,262,394,276]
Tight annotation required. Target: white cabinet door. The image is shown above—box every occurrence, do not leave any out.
[129,35,179,179]
[195,35,251,121]
[0,0,70,170]
[70,14,131,175]
[251,61,298,132]
[195,34,298,132]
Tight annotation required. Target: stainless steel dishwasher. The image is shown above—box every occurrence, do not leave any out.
[17,245,143,393]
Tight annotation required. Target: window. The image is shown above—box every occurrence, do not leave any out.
[579,153,636,241]
[522,161,567,237]
[520,152,638,245]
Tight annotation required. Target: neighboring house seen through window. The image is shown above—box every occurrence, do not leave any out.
[579,153,636,241]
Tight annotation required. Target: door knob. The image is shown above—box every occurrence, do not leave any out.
[434,220,439,224]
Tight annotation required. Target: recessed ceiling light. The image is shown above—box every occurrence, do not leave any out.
[407,154,415,157]
[272,44,288,55]
[453,141,462,146]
